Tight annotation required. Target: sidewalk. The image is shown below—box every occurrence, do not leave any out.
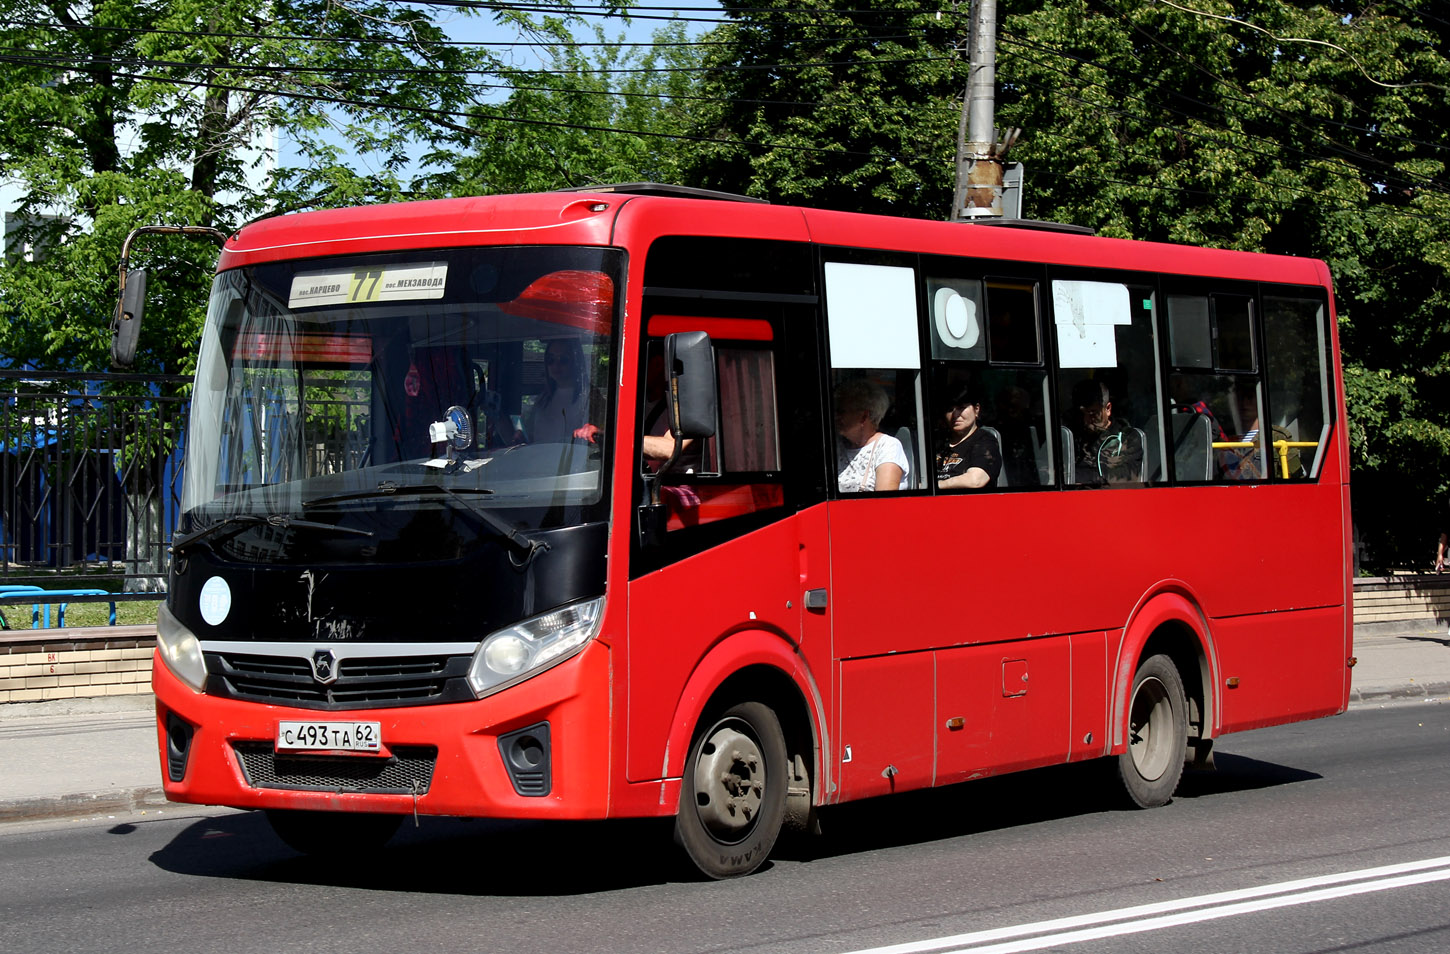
[1,630,1447,825]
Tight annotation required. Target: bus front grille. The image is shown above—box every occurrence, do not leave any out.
[232,742,437,795]
[203,651,475,710]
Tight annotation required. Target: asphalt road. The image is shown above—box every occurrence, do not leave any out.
[2,701,1448,954]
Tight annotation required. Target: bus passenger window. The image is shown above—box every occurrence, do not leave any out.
[1053,281,1160,486]
[834,373,916,492]
[1165,293,1264,482]
[1262,296,1331,480]
[823,258,924,495]
[927,269,1051,490]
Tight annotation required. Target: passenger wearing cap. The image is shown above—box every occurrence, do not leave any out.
[935,387,1001,490]
[1070,378,1143,485]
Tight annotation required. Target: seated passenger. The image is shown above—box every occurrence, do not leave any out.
[1071,379,1143,485]
[935,387,1000,490]
[835,378,909,492]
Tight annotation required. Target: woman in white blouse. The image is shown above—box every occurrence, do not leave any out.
[834,377,909,492]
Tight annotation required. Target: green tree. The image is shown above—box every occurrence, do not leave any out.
[442,18,704,195]
[680,0,967,216]
[0,0,595,377]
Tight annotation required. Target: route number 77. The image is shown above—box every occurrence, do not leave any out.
[349,269,385,302]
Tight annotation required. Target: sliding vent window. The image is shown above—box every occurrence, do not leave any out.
[987,281,1041,364]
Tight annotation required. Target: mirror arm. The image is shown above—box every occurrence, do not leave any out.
[116,225,228,300]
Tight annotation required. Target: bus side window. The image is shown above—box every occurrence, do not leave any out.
[833,370,919,493]
[638,321,785,533]
[926,271,1049,490]
[823,259,923,494]
[1052,280,1160,487]
[1165,293,1263,483]
[1262,295,1331,480]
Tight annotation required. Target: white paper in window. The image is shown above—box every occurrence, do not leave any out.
[824,263,920,369]
[1054,280,1131,369]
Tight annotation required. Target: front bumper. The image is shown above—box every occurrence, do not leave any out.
[151,639,613,819]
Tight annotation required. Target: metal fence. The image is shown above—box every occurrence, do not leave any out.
[0,370,190,592]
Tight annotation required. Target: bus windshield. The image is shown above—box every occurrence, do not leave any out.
[181,246,620,563]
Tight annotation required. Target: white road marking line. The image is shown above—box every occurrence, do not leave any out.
[844,855,1450,954]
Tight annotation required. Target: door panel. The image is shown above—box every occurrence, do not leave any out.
[837,653,935,801]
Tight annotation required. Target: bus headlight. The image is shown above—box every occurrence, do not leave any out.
[156,602,208,693]
[468,597,604,698]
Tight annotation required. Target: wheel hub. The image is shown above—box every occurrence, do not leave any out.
[691,723,766,841]
[1128,675,1173,781]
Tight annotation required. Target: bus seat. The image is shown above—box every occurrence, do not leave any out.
[1060,427,1075,484]
[894,425,916,490]
[1029,425,1051,484]
[1131,427,1147,481]
[1169,411,1213,480]
[980,426,1006,487]
[1144,417,1163,482]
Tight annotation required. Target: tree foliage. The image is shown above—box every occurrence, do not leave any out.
[0,0,588,378]
[440,19,703,195]
[679,0,967,216]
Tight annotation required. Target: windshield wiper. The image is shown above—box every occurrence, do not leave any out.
[302,480,493,510]
[305,481,547,564]
[170,513,374,555]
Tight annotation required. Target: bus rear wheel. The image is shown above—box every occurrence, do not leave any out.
[1116,654,1188,808]
[675,701,788,879]
[265,809,403,857]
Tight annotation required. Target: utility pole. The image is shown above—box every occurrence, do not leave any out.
[952,0,1020,220]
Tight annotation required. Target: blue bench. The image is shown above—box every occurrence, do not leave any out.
[0,586,118,628]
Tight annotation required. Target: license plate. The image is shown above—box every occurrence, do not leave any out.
[277,721,381,753]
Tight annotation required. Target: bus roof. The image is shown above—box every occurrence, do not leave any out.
[218,186,1331,289]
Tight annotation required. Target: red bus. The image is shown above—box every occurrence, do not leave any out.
[140,184,1350,878]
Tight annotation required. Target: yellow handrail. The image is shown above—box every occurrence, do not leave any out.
[1210,440,1320,478]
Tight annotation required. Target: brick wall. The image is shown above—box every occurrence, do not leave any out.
[1352,575,1450,635]
[0,627,156,703]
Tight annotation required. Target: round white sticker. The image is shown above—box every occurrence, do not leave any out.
[198,576,232,626]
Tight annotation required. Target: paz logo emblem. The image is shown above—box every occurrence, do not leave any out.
[310,649,339,684]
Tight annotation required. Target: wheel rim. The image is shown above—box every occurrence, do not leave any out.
[1128,675,1173,781]
[690,719,766,844]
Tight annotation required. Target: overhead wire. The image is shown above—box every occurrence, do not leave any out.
[4,2,1449,226]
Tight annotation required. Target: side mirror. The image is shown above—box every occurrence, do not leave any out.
[111,268,147,368]
[664,331,717,440]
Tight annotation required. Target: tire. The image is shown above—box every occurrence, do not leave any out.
[265,809,403,857]
[674,701,788,879]
[1116,654,1188,808]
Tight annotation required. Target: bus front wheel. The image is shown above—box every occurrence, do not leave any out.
[1116,654,1188,808]
[265,808,403,857]
[675,700,788,879]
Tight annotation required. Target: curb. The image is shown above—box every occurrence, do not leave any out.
[1349,682,1450,706]
[0,786,169,824]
